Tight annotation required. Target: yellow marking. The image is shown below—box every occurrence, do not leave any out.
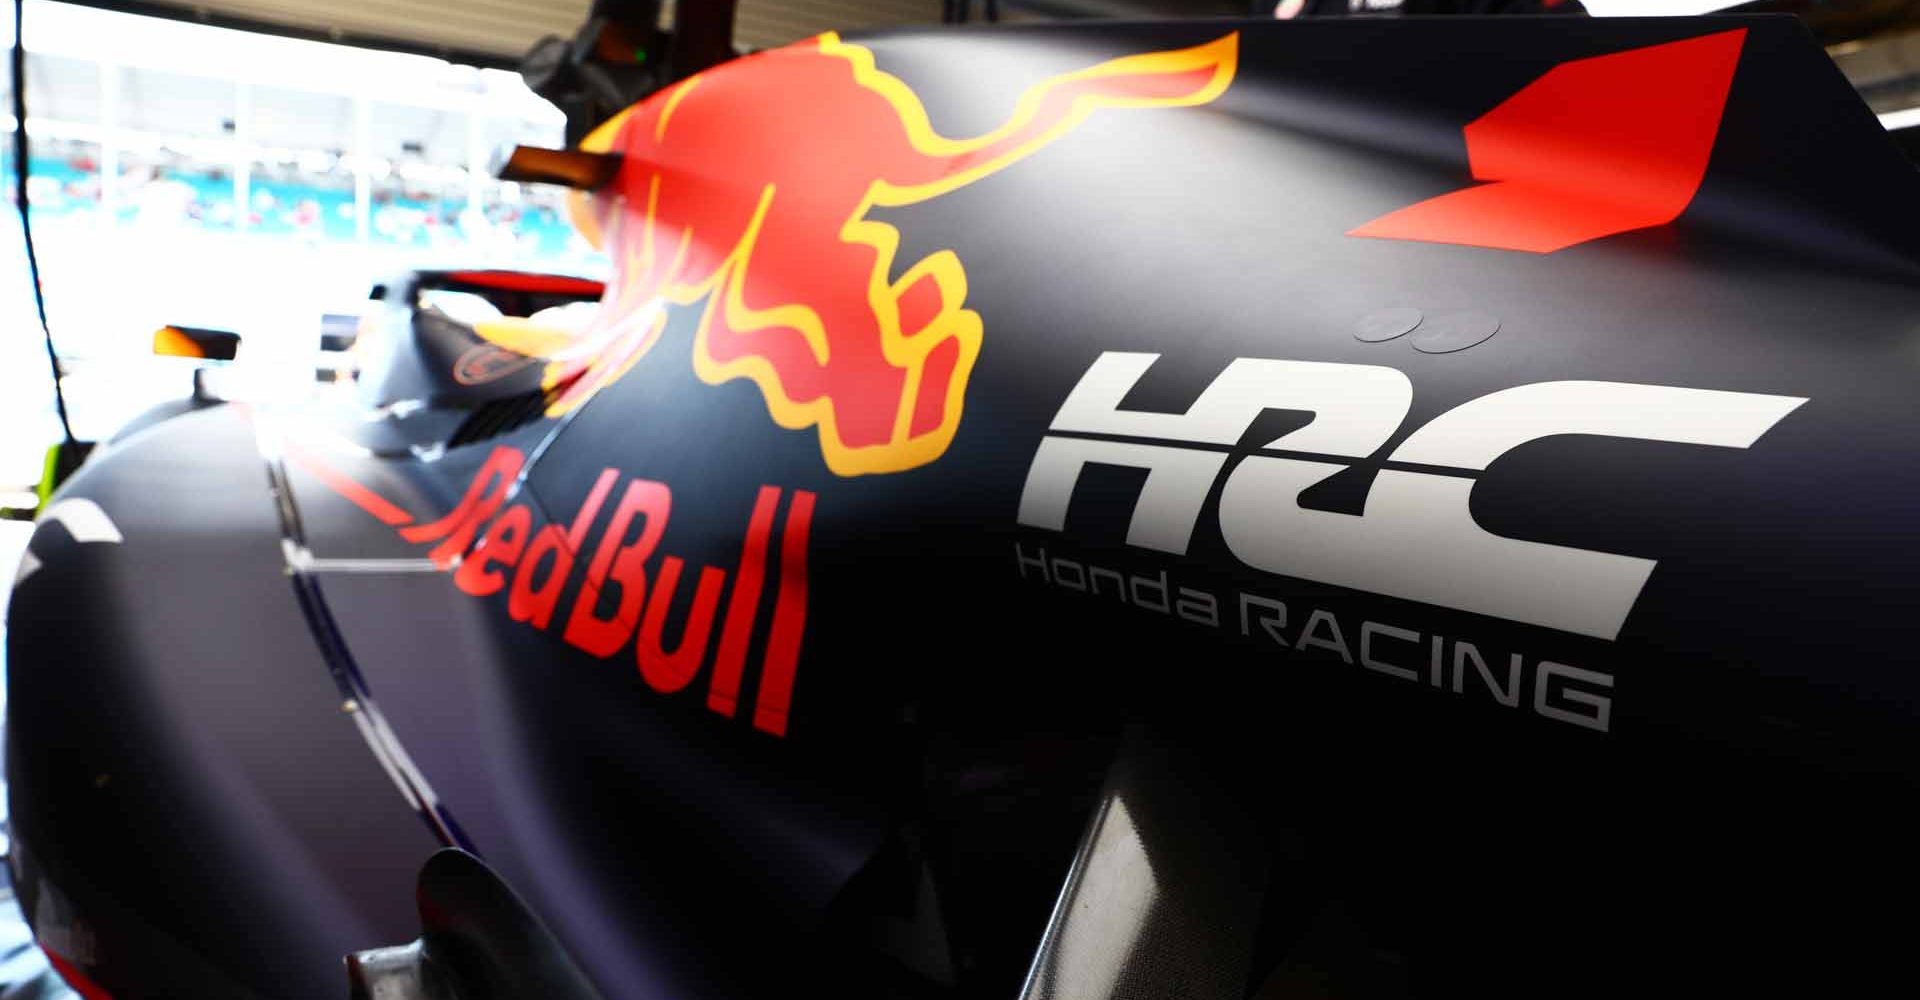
[550,31,1240,476]
[656,77,702,141]
[580,106,636,154]
[820,30,1240,205]
[152,326,206,358]
[469,318,580,358]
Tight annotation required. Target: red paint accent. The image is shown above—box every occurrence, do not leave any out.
[1349,30,1746,254]
[284,441,413,527]
[754,489,814,737]
[369,450,817,734]
[506,469,615,629]
[509,527,572,629]
[398,446,525,569]
[561,479,670,656]
[896,269,942,337]
[551,35,1237,474]
[910,337,960,439]
[452,344,538,386]
[636,557,728,693]
[566,469,621,549]
[454,503,531,596]
[43,950,114,1000]
[708,486,780,717]
[442,270,605,297]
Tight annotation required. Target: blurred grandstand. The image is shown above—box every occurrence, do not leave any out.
[6,140,587,256]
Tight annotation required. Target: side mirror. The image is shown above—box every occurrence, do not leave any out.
[495,144,622,190]
[153,325,241,361]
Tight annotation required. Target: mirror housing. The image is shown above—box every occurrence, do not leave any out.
[153,325,241,361]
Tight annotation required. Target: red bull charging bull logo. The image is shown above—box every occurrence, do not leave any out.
[547,30,1241,476]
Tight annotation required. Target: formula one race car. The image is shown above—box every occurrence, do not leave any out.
[10,6,1920,1000]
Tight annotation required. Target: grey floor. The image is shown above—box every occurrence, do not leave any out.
[0,520,80,999]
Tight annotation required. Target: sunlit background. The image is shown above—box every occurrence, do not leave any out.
[0,1,598,492]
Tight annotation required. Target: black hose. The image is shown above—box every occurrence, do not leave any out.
[13,0,76,444]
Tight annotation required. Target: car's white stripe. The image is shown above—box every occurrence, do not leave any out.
[38,498,124,545]
[14,498,124,587]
